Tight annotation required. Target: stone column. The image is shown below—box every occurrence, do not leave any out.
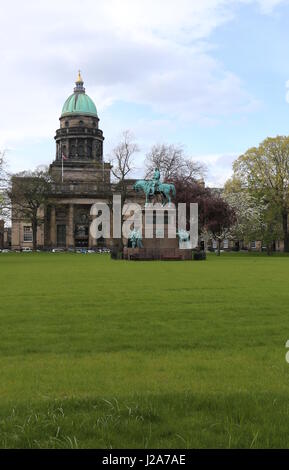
[50,206,57,247]
[89,213,95,248]
[67,203,74,248]
[66,138,70,158]
[92,140,96,160]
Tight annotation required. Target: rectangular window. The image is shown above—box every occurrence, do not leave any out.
[251,241,256,249]
[23,226,33,242]
[223,239,229,249]
[212,240,217,249]
[57,224,66,246]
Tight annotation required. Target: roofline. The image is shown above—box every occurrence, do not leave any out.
[60,111,99,118]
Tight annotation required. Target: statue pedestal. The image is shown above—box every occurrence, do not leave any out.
[123,207,192,261]
[179,240,193,250]
[123,246,192,261]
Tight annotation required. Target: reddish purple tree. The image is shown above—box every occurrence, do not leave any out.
[202,194,236,255]
[173,178,211,231]
[172,178,235,254]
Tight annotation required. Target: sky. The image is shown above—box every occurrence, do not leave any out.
[1,0,289,186]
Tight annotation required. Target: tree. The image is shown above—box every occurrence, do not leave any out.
[0,151,5,215]
[8,167,52,250]
[202,194,236,256]
[224,177,282,255]
[0,150,10,222]
[110,131,139,192]
[233,136,289,251]
[172,177,235,254]
[260,202,283,254]
[0,150,5,187]
[173,177,211,231]
[145,143,206,183]
[109,130,139,252]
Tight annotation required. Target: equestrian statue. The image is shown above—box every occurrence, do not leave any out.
[133,168,176,205]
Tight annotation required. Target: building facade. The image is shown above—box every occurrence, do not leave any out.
[10,72,286,253]
[11,73,137,250]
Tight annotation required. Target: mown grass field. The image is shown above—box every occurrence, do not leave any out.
[0,252,289,448]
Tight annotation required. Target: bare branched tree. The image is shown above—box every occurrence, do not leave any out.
[0,150,8,190]
[110,130,139,192]
[145,143,206,183]
[0,150,11,222]
[109,130,139,253]
[8,167,52,250]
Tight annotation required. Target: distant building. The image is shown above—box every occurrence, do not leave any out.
[11,72,139,250]
[9,73,287,253]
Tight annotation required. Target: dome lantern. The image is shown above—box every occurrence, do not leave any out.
[74,70,85,93]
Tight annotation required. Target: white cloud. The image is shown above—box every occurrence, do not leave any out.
[256,0,286,14]
[0,0,285,173]
[197,153,239,187]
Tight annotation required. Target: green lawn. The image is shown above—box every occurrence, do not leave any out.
[0,252,289,448]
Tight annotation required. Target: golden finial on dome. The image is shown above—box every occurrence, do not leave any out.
[76,70,83,83]
[74,70,85,93]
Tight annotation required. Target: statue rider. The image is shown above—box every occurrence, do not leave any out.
[151,168,160,195]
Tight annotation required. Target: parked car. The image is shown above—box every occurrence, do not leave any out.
[51,248,65,253]
[21,247,33,253]
[77,248,87,254]
[96,247,110,253]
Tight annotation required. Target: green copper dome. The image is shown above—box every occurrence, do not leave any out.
[61,72,98,117]
[61,93,98,116]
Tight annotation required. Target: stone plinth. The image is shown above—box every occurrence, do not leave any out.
[123,247,192,261]
[123,206,192,260]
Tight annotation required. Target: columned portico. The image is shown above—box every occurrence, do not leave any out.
[50,206,57,246]
[67,203,74,248]
[89,211,97,248]
[10,73,118,251]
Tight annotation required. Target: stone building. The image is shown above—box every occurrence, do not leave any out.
[11,72,136,250]
[11,72,285,253]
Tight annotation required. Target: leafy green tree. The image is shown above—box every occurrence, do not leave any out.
[224,178,282,254]
[261,203,283,254]
[232,136,289,251]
